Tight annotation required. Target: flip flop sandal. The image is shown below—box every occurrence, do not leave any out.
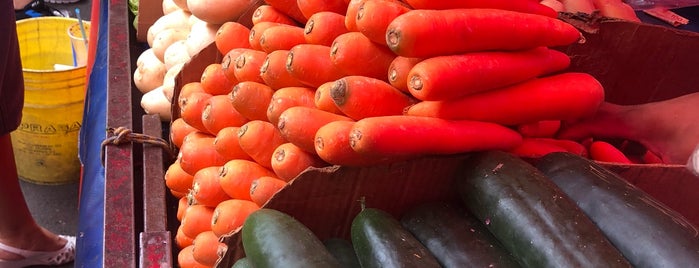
[0,235,76,268]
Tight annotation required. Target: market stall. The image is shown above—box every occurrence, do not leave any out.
[74,0,699,267]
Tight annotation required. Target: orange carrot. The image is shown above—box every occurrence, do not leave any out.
[402,0,558,18]
[175,227,194,249]
[213,126,253,161]
[249,176,288,206]
[191,230,226,267]
[210,199,260,237]
[177,196,190,222]
[252,4,300,25]
[406,72,605,126]
[386,8,581,58]
[180,204,215,238]
[200,63,235,96]
[267,86,316,126]
[314,81,344,115]
[303,11,349,46]
[345,0,366,32]
[260,0,307,24]
[220,48,246,84]
[589,140,633,164]
[218,159,277,200]
[191,166,231,207]
[271,142,329,181]
[233,49,268,83]
[171,117,199,149]
[177,82,206,115]
[260,50,306,90]
[178,132,229,176]
[315,120,403,166]
[177,245,201,268]
[387,56,422,94]
[165,160,195,195]
[229,81,275,121]
[330,32,396,80]
[330,75,417,120]
[237,120,288,169]
[249,22,285,51]
[508,137,570,159]
[517,120,562,138]
[286,44,346,87]
[407,47,571,101]
[201,95,249,135]
[215,21,252,56]
[349,115,523,157]
[355,0,411,45]
[259,24,307,53]
[277,106,354,153]
[297,0,348,20]
[179,91,213,133]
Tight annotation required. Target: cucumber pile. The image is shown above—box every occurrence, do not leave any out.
[237,151,699,268]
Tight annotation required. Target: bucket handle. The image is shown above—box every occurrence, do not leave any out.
[100,126,176,165]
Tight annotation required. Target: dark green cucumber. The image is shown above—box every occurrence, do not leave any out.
[400,201,521,268]
[536,152,699,268]
[351,207,441,268]
[323,238,361,268]
[456,150,631,268]
[231,257,253,268]
[241,208,342,268]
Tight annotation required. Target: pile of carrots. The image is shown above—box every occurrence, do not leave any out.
[163,0,647,267]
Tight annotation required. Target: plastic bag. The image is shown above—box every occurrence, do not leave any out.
[625,0,699,10]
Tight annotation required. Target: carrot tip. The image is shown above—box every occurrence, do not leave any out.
[409,75,423,91]
[315,137,324,151]
[304,19,314,35]
[348,129,361,148]
[237,124,248,137]
[386,29,400,50]
[330,79,347,105]
[285,51,294,71]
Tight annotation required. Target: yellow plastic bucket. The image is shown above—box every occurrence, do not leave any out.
[11,17,87,185]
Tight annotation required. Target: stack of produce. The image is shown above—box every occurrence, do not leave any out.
[137,0,671,267]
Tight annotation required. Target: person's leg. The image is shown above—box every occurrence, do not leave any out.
[0,134,69,261]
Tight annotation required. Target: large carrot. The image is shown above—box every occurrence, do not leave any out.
[170,117,199,149]
[165,160,195,194]
[407,47,571,101]
[237,120,288,169]
[190,166,231,208]
[266,86,316,126]
[218,159,277,200]
[314,81,344,115]
[271,142,329,181]
[252,4,300,25]
[355,0,411,45]
[406,72,606,126]
[344,0,366,32]
[260,50,306,90]
[249,22,285,51]
[386,8,582,58]
[402,0,558,18]
[201,95,249,135]
[213,126,253,161]
[296,0,348,20]
[215,21,252,56]
[179,91,213,133]
[211,199,260,237]
[330,75,417,120]
[304,11,349,46]
[175,227,194,249]
[330,32,396,80]
[180,204,215,238]
[178,132,229,176]
[249,176,288,206]
[314,120,401,166]
[261,0,307,23]
[259,24,307,53]
[387,56,422,94]
[277,106,354,153]
[191,230,225,266]
[200,63,236,96]
[233,49,268,83]
[286,44,346,87]
[348,115,523,157]
[229,81,276,121]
